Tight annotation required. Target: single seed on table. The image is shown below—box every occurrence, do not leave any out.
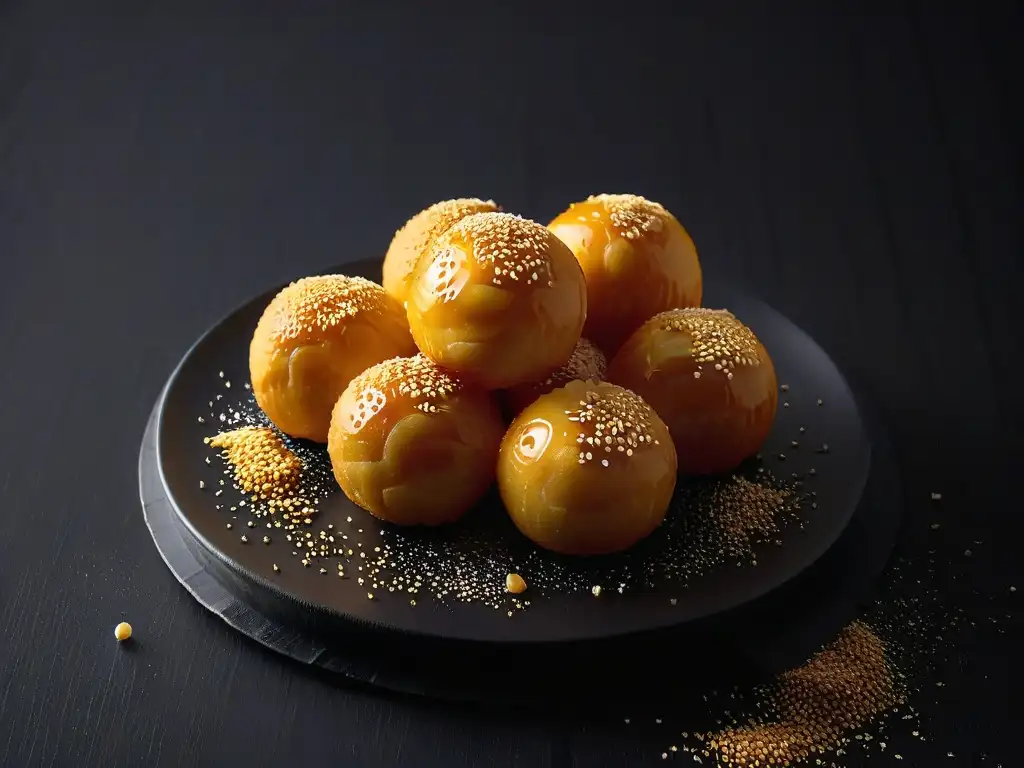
[262,535,270,544]
[226,523,232,529]
[781,383,789,391]
[592,585,602,597]
[240,535,248,543]
[273,564,280,572]
[114,622,132,642]
[817,397,823,406]
[783,401,790,408]
[506,573,527,594]
[931,492,942,501]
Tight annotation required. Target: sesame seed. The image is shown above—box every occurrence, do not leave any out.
[114,622,132,642]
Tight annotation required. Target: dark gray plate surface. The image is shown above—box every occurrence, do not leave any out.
[147,259,871,646]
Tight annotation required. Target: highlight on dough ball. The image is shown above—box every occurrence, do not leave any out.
[497,380,677,556]
[501,337,607,417]
[382,197,501,307]
[249,275,416,443]
[548,193,703,356]
[327,354,505,526]
[608,308,777,476]
[406,212,588,390]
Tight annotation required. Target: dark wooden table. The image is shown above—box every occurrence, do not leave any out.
[1,2,1019,765]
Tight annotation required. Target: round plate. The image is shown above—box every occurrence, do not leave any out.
[150,258,870,645]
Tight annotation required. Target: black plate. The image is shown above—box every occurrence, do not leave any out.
[151,258,870,645]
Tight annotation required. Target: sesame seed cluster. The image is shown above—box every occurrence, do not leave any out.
[349,354,462,418]
[391,198,498,269]
[588,193,668,240]
[567,386,660,467]
[551,338,606,386]
[440,212,557,288]
[265,275,393,344]
[206,427,301,500]
[654,307,763,380]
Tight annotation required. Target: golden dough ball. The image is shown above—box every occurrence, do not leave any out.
[497,380,677,556]
[250,275,415,443]
[328,354,505,526]
[608,308,777,476]
[406,212,587,390]
[382,198,500,306]
[548,193,703,355]
[501,337,607,417]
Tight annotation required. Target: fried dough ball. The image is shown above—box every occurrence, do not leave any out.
[249,275,415,443]
[548,194,702,355]
[328,354,505,526]
[382,198,500,306]
[497,380,677,555]
[406,212,587,390]
[501,337,607,417]
[608,308,777,476]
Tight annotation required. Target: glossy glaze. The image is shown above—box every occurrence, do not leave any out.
[327,354,505,526]
[249,275,415,443]
[406,212,587,390]
[382,198,500,307]
[548,195,702,356]
[497,380,677,556]
[608,308,778,475]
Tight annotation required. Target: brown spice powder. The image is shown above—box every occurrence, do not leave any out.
[707,621,899,766]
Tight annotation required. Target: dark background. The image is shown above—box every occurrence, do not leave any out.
[1,1,1020,766]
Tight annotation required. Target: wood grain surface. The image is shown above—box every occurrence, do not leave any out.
[1,1,1019,765]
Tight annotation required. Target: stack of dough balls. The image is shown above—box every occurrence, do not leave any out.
[248,193,778,556]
